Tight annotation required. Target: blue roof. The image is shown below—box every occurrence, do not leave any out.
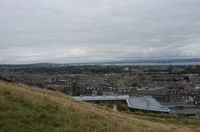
[73,95,129,101]
[127,96,170,112]
[73,95,170,112]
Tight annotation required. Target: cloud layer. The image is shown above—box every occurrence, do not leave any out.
[0,0,200,64]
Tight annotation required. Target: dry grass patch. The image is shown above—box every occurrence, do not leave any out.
[0,81,199,132]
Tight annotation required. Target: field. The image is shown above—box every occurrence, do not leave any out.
[0,81,200,132]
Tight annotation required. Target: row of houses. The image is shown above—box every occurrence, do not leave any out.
[130,88,200,105]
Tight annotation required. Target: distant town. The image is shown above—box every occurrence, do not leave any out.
[1,64,200,116]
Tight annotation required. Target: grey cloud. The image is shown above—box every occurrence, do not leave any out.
[0,0,200,64]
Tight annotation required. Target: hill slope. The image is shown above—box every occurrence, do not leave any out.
[0,81,199,132]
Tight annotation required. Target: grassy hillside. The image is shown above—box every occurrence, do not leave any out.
[0,81,200,132]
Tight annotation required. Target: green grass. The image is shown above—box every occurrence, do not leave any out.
[0,90,119,132]
[0,81,200,132]
[96,102,200,129]
[132,112,200,128]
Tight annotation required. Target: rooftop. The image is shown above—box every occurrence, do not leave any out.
[73,95,170,113]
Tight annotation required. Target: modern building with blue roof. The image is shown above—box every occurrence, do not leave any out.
[73,95,170,113]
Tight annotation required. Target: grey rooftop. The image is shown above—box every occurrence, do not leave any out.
[73,95,170,113]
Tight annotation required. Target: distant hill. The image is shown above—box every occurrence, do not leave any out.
[0,81,200,132]
[103,58,200,65]
[1,58,200,68]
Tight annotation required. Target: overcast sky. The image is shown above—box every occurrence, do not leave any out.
[0,0,200,64]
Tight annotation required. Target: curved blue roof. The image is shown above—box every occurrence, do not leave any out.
[73,95,170,113]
